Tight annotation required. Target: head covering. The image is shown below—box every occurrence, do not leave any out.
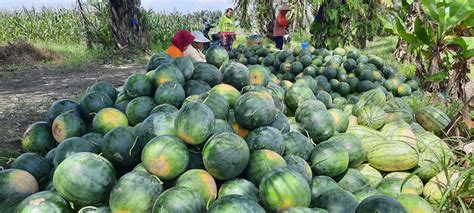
[278,4,290,11]
[172,30,195,51]
[191,31,210,43]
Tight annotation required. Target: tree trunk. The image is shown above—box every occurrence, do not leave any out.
[108,0,147,49]
[257,0,275,39]
[77,0,93,49]
[291,0,298,35]
[393,2,421,62]
[447,57,469,101]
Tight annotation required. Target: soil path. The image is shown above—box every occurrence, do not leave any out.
[0,63,145,157]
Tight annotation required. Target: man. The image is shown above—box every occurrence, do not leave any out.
[184,31,210,62]
[273,5,290,50]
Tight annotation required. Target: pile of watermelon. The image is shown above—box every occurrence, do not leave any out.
[1,44,460,212]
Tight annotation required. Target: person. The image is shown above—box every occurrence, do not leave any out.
[184,31,210,62]
[202,18,214,50]
[210,33,222,47]
[166,30,195,58]
[218,8,236,51]
[273,5,290,50]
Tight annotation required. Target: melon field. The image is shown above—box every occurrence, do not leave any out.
[1,42,472,213]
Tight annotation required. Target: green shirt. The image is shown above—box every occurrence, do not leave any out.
[218,15,235,33]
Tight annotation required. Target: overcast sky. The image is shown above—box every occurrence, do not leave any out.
[0,0,234,13]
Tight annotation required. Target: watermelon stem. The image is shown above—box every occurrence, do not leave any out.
[129,136,139,157]
[78,206,98,213]
[151,175,163,184]
[206,194,217,210]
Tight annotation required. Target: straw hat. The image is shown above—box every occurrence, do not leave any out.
[191,31,210,43]
[278,4,290,11]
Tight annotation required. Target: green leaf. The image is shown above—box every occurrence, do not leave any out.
[395,16,416,45]
[421,0,440,22]
[425,72,449,82]
[447,37,468,52]
[414,18,432,46]
[461,48,474,58]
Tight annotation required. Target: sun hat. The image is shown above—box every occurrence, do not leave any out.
[191,31,210,43]
[278,4,290,11]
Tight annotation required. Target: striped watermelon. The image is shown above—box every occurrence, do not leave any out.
[368,142,418,172]
[415,106,451,136]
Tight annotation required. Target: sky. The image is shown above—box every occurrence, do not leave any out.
[0,0,234,13]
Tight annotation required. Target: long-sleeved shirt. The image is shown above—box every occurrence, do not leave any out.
[274,12,289,36]
[184,45,206,62]
[218,15,235,33]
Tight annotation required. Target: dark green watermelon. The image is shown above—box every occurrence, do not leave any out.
[146,52,173,71]
[234,91,276,130]
[175,169,217,205]
[154,82,185,108]
[310,141,349,177]
[300,109,335,143]
[314,188,359,212]
[245,149,287,186]
[203,132,250,180]
[16,191,71,212]
[123,73,154,98]
[326,133,364,168]
[221,61,250,90]
[137,111,176,143]
[102,126,142,168]
[152,186,205,213]
[81,132,105,149]
[208,194,265,213]
[283,132,314,161]
[175,102,215,145]
[284,155,312,184]
[270,110,290,134]
[153,64,185,86]
[10,153,51,185]
[200,92,229,120]
[125,96,156,126]
[336,168,371,193]
[88,81,117,101]
[355,195,405,213]
[46,99,82,124]
[109,171,163,212]
[206,45,229,68]
[150,104,178,114]
[218,179,259,201]
[79,91,114,122]
[53,137,100,167]
[246,126,285,155]
[184,80,212,96]
[193,62,222,87]
[53,152,116,206]
[22,122,54,154]
[0,169,38,202]
[172,56,194,80]
[310,176,341,206]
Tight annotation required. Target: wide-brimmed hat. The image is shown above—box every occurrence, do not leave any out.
[278,5,290,11]
[191,31,210,43]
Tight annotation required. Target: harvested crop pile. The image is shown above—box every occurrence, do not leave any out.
[0,40,58,66]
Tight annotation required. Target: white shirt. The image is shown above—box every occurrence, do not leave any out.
[184,45,206,62]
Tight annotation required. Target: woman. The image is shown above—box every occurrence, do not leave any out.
[166,30,195,58]
[184,31,210,62]
[273,5,290,50]
[218,8,236,51]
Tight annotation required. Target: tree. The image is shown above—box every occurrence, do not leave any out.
[108,0,148,49]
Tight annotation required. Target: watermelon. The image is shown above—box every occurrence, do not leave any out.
[396,194,435,213]
[16,191,71,212]
[357,104,386,130]
[206,45,229,68]
[10,153,51,184]
[310,176,341,206]
[203,132,250,180]
[227,109,250,138]
[146,52,172,71]
[208,194,265,213]
[0,169,38,202]
[218,179,259,201]
[246,126,285,155]
[295,100,327,122]
[355,195,405,213]
[221,62,250,90]
[310,141,349,177]
[336,168,370,193]
[396,84,412,96]
[175,102,215,145]
[124,73,154,98]
[210,83,241,108]
[385,172,424,195]
[356,164,383,188]
[53,137,100,167]
[284,155,312,184]
[102,126,141,168]
[175,169,218,205]
[282,132,314,161]
[353,187,382,202]
[80,91,114,122]
[88,81,117,101]
[114,100,129,114]
[300,109,336,143]
[248,65,270,86]
[193,62,222,87]
[172,56,194,80]
[109,171,163,212]
[152,186,206,213]
[45,148,57,166]
[150,104,178,114]
[137,111,176,143]
[368,142,418,172]
[92,107,128,134]
[285,84,316,113]
[200,92,229,120]
[184,79,212,96]
[259,168,311,211]
[154,82,185,107]
[213,119,234,135]
[141,135,189,180]
[46,99,82,124]
[153,64,185,86]
[314,188,359,212]
[235,91,276,130]
[376,177,419,197]
[385,127,418,148]
[415,106,451,136]
[52,112,86,142]
[53,152,115,205]
[22,122,54,154]
[245,149,287,185]
[328,108,349,133]
[327,133,365,168]
[423,170,463,204]
[383,97,414,123]
[125,96,156,126]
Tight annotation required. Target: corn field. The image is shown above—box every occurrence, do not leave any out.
[0,7,222,50]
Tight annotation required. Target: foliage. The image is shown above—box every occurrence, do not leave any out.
[387,0,474,100]
[310,0,386,49]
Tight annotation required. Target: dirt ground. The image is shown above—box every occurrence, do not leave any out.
[0,63,144,166]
